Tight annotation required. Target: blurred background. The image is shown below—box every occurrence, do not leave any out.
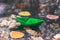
[0,0,60,40]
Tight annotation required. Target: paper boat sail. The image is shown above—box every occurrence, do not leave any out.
[16,16,44,30]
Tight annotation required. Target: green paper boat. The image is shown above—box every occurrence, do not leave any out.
[16,16,44,30]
